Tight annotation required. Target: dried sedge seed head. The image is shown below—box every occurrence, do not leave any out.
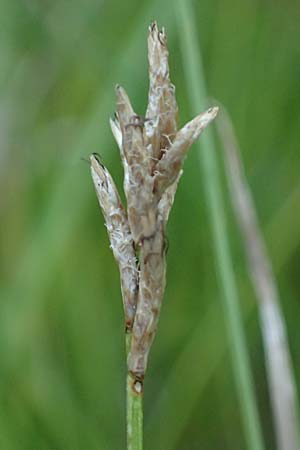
[90,21,218,378]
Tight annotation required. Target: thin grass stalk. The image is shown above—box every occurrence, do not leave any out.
[176,1,265,449]
[217,110,300,450]
[126,334,143,450]
[126,375,143,450]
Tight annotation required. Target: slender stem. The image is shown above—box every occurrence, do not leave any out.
[126,333,143,450]
[127,373,143,450]
[176,1,265,450]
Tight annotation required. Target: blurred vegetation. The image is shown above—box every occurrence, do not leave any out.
[0,0,300,449]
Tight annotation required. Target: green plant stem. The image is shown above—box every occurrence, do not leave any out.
[126,334,143,450]
[176,2,265,450]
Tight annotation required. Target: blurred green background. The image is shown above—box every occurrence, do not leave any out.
[1,0,300,449]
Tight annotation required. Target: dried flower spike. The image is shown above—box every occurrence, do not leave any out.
[90,22,218,380]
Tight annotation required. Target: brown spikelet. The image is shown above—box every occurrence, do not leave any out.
[90,154,138,330]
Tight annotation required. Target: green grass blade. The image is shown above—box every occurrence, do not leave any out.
[176,1,265,449]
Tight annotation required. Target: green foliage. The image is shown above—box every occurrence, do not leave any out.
[0,0,299,449]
